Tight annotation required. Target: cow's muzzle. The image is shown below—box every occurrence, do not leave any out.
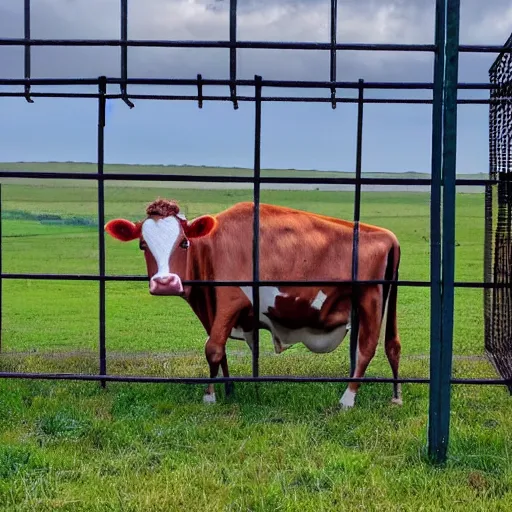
[149,273,184,296]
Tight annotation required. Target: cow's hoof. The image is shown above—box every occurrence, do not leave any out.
[339,389,356,410]
[391,397,403,406]
[339,401,355,411]
[203,392,216,404]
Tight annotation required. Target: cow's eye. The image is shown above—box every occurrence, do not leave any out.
[139,240,147,251]
[180,239,190,249]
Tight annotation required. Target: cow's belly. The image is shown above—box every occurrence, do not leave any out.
[231,322,349,354]
[269,321,349,354]
[232,286,351,354]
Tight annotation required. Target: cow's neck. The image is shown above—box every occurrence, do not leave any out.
[182,242,217,336]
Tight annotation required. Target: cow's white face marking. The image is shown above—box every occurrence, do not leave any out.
[142,216,181,279]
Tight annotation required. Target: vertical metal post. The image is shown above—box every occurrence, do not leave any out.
[428,0,460,464]
[252,75,262,377]
[196,74,204,109]
[120,0,134,108]
[439,0,460,461]
[229,0,239,109]
[24,0,33,103]
[329,0,338,109]
[98,76,107,388]
[428,0,445,462]
[349,79,364,377]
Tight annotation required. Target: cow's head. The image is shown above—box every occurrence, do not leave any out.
[104,199,216,296]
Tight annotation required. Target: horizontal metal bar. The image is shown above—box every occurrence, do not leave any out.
[0,38,436,52]
[0,92,101,99]
[0,371,507,386]
[106,95,437,105]
[455,178,496,186]
[0,170,243,181]
[0,38,510,55]
[0,170,496,186]
[0,92,507,106]
[0,170,430,185]
[0,78,434,89]
[454,281,512,289]
[104,95,508,106]
[99,95,420,105]
[0,274,508,289]
[0,78,100,86]
[0,77,509,93]
[110,79,507,91]
[459,44,512,53]
[0,274,422,286]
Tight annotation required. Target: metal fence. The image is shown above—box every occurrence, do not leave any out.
[486,32,512,391]
[0,0,510,465]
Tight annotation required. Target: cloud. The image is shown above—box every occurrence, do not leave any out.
[0,0,511,87]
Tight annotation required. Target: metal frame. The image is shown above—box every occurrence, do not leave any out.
[485,29,512,395]
[0,0,510,465]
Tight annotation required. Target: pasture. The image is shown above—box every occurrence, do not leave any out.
[0,163,511,511]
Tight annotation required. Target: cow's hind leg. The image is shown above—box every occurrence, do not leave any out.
[385,335,402,406]
[221,354,235,398]
[203,338,217,404]
[339,292,380,410]
[383,272,402,406]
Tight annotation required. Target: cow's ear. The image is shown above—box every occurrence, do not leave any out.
[183,215,217,239]
[105,219,141,242]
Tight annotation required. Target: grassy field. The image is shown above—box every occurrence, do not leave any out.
[0,164,510,511]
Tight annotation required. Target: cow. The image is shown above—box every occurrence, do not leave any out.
[105,198,402,409]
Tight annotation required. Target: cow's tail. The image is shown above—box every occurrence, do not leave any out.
[382,238,402,404]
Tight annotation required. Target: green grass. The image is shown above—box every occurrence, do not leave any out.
[0,169,510,510]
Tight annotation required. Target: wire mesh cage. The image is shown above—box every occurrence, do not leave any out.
[486,32,512,393]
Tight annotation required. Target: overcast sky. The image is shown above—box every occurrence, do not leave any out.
[1,0,511,174]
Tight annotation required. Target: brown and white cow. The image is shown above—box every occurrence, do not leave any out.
[105,199,402,409]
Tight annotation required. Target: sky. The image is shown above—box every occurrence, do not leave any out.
[1,0,512,174]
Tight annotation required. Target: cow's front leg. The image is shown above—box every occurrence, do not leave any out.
[202,298,246,404]
[203,334,230,404]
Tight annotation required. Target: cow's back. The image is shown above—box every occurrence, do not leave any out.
[203,202,396,283]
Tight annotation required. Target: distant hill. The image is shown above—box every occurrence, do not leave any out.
[0,161,488,181]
